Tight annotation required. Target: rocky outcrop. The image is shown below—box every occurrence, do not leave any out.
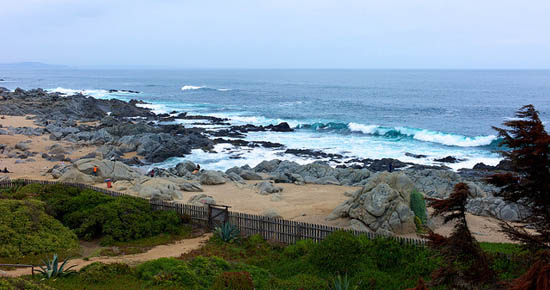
[72,158,140,182]
[466,197,525,221]
[255,181,283,195]
[188,194,216,206]
[132,177,183,200]
[250,159,371,186]
[199,170,227,185]
[328,171,417,234]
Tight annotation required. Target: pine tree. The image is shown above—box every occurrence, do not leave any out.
[488,104,550,250]
[489,104,550,289]
[425,182,494,288]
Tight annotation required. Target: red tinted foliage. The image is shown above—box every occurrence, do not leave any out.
[405,277,430,290]
[426,183,495,288]
[509,252,550,290]
[489,104,550,250]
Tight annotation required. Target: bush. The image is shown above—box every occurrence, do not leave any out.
[136,258,199,287]
[212,271,254,290]
[283,239,316,258]
[79,262,132,283]
[310,231,362,274]
[0,277,55,290]
[266,274,328,290]
[0,199,79,259]
[410,190,427,225]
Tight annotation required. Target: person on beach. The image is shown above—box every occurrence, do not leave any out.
[192,164,200,175]
[388,163,393,173]
[93,166,98,176]
[149,170,155,177]
[2,167,9,173]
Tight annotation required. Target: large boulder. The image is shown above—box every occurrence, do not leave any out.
[239,170,263,180]
[73,158,140,182]
[132,177,183,200]
[330,171,417,234]
[58,168,96,184]
[48,163,72,179]
[180,181,203,192]
[199,170,227,185]
[187,194,216,206]
[255,181,283,195]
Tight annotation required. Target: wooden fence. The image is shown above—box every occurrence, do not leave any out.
[0,178,427,246]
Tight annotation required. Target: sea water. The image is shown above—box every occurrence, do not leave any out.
[2,69,550,170]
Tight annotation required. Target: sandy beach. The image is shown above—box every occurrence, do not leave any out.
[0,116,96,179]
[0,114,516,243]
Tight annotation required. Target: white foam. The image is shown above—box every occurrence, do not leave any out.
[181,85,205,91]
[47,87,111,98]
[348,122,384,134]
[135,103,171,114]
[347,122,496,147]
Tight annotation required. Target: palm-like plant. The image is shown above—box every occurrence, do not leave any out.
[35,254,76,279]
[330,274,360,290]
[215,222,240,243]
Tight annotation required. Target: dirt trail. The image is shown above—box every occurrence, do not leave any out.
[1,234,212,277]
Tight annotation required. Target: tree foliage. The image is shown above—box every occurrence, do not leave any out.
[426,182,494,288]
[488,104,550,251]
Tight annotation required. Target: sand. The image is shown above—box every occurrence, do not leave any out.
[0,116,96,179]
[0,115,517,243]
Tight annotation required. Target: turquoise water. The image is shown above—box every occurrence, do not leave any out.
[2,69,550,170]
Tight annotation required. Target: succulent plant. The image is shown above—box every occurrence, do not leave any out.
[215,222,240,243]
[35,254,76,279]
[330,274,360,290]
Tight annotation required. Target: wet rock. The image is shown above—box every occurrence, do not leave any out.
[434,156,464,163]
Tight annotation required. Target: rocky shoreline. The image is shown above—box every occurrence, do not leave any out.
[0,88,523,235]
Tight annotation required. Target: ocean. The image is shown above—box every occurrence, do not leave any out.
[2,68,550,171]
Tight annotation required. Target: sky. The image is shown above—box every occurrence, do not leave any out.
[1,0,550,69]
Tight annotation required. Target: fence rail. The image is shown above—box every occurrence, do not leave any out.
[0,178,427,246]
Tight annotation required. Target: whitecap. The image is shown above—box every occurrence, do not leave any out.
[181,85,205,91]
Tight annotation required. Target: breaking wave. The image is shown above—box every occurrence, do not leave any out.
[181,85,231,92]
[297,121,499,148]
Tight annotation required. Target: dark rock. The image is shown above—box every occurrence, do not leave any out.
[405,152,427,159]
[434,156,464,163]
[284,148,343,159]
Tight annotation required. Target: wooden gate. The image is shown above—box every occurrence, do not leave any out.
[208,204,229,229]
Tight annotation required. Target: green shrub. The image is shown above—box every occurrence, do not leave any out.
[135,258,199,287]
[0,199,79,259]
[410,190,427,225]
[283,239,316,258]
[266,274,328,290]
[0,277,55,290]
[79,262,132,283]
[310,230,362,274]
[212,271,254,290]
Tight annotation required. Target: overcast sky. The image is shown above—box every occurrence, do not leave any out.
[1,0,549,69]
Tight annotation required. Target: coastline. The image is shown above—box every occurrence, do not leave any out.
[0,88,519,243]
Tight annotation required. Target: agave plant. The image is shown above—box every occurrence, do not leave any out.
[215,222,240,243]
[35,254,76,279]
[330,274,360,290]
